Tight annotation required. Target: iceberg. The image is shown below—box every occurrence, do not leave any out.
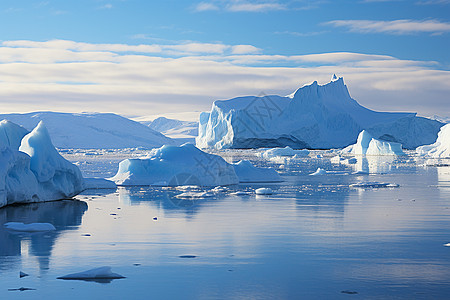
[111,144,282,186]
[110,143,239,186]
[0,120,84,208]
[344,130,405,156]
[416,124,450,158]
[196,76,442,150]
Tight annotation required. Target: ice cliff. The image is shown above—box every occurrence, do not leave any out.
[0,120,84,208]
[196,76,443,150]
[416,123,450,158]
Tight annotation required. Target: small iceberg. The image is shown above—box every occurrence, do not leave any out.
[309,168,327,176]
[57,266,125,282]
[344,130,405,156]
[175,191,214,199]
[4,222,56,232]
[349,182,399,188]
[255,187,274,195]
[233,160,282,183]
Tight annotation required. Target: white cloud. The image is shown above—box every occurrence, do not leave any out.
[416,0,450,4]
[194,2,220,11]
[226,2,286,12]
[325,19,450,35]
[0,39,449,118]
[194,1,287,12]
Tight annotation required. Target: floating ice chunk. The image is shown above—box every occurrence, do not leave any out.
[262,146,295,159]
[4,222,56,232]
[233,160,282,183]
[330,156,346,164]
[309,168,327,176]
[444,243,450,247]
[57,266,125,280]
[84,178,116,189]
[232,191,251,196]
[345,130,405,156]
[255,187,273,195]
[175,191,214,199]
[110,144,238,187]
[19,271,29,278]
[210,186,229,193]
[349,182,399,188]
[417,124,450,158]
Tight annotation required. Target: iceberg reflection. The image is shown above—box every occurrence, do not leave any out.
[0,200,88,270]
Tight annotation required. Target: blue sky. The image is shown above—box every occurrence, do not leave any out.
[0,0,449,120]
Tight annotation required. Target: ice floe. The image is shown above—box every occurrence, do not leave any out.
[255,187,274,195]
[57,266,125,281]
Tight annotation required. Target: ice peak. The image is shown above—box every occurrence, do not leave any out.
[331,74,338,81]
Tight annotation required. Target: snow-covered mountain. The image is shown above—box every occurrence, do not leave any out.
[148,117,198,137]
[0,112,173,149]
[196,76,443,150]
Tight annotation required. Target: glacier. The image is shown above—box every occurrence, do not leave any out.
[0,112,173,149]
[416,123,450,158]
[0,120,84,208]
[196,76,443,150]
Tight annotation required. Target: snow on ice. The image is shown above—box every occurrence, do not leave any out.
[196,76,442,150]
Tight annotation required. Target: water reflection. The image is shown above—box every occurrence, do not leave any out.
[117,187,221,216]
[0,200,88,270]
[352,155,395,173]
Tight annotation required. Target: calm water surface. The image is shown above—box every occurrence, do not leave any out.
[1,151,450,299]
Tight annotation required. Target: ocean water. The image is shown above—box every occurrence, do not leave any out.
[1,150,450,299]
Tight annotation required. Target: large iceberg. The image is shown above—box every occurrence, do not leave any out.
[344,130,405,156]
[416,123,450,158]
[0,120,84,208]
[196,76,442,150]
